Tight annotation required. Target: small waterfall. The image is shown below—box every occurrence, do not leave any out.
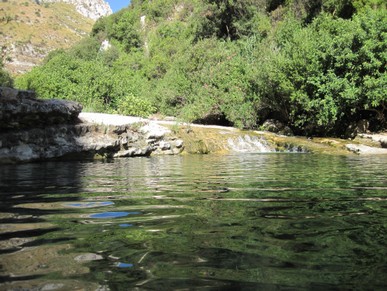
[227,135,275,153]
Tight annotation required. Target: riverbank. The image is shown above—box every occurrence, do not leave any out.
[1,87,387,164]
[80,112,387,156]
[0,88,184,164]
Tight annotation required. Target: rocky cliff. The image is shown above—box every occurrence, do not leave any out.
[36,0,112,20]
[0,0,112,75]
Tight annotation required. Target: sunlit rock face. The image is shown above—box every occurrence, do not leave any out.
[2,0,111,75]
[36,0,112,20]
[0,88,183,164]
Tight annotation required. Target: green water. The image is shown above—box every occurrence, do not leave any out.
[1,154,387,290]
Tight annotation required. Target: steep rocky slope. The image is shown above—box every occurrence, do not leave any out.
[0,0,112,75]
[36,0,112,20]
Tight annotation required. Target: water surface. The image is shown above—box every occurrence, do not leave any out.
[1,154,387,290]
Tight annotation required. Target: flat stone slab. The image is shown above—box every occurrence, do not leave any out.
[358,133,387,148]
[79,112,145,126]
[346,144,387,155]
[79,112,237,131]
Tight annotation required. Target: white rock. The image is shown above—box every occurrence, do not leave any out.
[140,123,171,140]
[100,40,112,52]
[346,144,387,155]
[174,139,184,148]
[159,141,171,150]
[37,0,112,20]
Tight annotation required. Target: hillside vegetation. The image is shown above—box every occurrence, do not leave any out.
[14,0,387,137]
[0,0,95,74]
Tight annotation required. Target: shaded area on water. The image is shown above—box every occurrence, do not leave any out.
[1,154,387,289]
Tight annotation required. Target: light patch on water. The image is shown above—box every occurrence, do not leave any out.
[0,244,90,277]
[0,222,54,233]
[116,262,134,268]
[74,253,103,262]
[119,223,133,228]
[16,201,115,210]
[3,280,101,291]
[64,201,114,208]
[89,211,141,219]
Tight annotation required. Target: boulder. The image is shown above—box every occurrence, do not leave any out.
[0,87,82,130]
[140,123,171,140]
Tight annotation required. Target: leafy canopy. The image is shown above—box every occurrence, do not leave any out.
[14,0,387,136]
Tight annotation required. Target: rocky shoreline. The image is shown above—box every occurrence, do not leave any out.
[1,87,387,164]
[0,88,184,164]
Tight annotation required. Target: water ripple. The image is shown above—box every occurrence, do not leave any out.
[1,154,387,289]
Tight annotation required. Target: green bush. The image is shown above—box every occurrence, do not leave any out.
[0,58,13,87]
[114,93,156,117]
[0,67,13,87]
[13,0,387,135]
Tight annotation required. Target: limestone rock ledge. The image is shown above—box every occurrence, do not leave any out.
[0,87,82,130]
[0,88,183,164]
[346,144,387,155]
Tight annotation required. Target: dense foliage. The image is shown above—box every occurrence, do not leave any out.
[0,58,13,87]
[15,0,386,136]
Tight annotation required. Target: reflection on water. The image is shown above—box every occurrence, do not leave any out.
[1,154,387,290]
[64,201,115,208]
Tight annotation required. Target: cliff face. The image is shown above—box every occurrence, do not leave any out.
[36,0,112,20]
[0,0,112,75]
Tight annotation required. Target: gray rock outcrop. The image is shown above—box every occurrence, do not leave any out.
[0,88,184,164]
[0,87,82,130]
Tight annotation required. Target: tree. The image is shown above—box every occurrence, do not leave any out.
[264,9,387,135]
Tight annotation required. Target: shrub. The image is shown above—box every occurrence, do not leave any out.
[115,93,156,117]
